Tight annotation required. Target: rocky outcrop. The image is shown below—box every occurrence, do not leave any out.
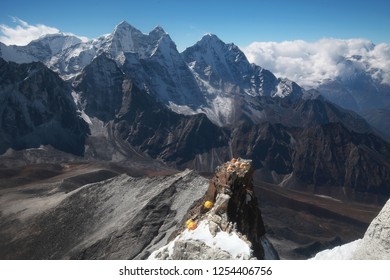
[149,158,278,260]
[352,199,390,259]
[205,158,268,259]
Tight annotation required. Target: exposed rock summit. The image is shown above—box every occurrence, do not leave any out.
[149,158,278,260]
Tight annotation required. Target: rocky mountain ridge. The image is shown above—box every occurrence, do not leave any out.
[0,168,209,259]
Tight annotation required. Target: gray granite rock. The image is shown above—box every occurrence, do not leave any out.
[353,199,390,259]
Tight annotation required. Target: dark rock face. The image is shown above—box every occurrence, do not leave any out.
[208,159,268,259]
[231,122,294,173]
[288,97,374,133]
[73,54,125,122]
[70,55,229,165]
[0,58,89,155]
[113,80,230,165]
[291,123,390,198]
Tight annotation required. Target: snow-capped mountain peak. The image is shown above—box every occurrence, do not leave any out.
[199,33,224,45]
[104,21,148,57]
[28,33,83,56]
[0,21,304,127]
[183,34,250,84]
[190,33,242,60]
[149,25,167,38]
[100,21,177,62]
[0,32,84,64]
[180,33,305,125]
[113,20,141,34]
[182,33,302,98]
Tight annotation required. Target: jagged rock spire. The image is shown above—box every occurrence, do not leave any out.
[202,158,267,259]
[149,158,278,260]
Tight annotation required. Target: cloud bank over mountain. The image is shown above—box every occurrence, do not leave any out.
[0,17,88,46]
[0,17,60,46]
[242,38,390,88]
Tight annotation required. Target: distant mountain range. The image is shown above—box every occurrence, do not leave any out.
[243,39,390,138]
[1,21,389,201]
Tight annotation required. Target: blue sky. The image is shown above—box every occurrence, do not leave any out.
[1,0,389,51]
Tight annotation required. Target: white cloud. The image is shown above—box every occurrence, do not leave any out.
[242,38,390,87]
[0,17,61,46]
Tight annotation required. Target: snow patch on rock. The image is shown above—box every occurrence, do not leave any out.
[149,219,252,260]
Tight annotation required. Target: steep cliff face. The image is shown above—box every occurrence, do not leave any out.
[149,158,278,260]
[206,158,269,259]
[290,123,390,198]
[73,54,125,122]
